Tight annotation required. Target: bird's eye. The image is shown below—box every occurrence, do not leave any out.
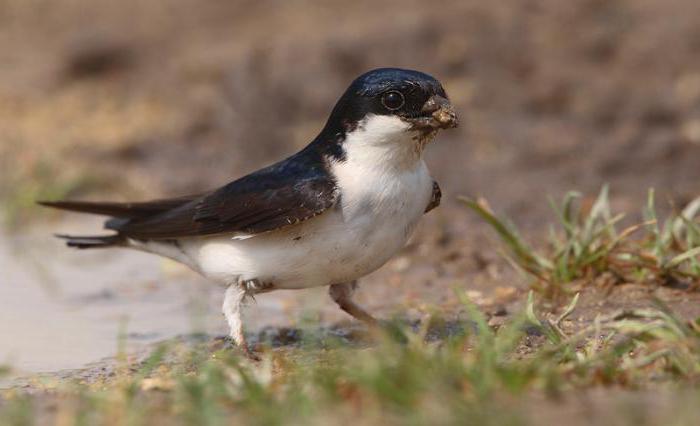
[381,91,405,111]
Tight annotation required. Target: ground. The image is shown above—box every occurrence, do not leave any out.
[1,0,700,425]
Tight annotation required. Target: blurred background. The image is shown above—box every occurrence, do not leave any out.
[1,0,700,374]
[2,0,700,222]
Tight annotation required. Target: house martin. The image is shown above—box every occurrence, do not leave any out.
[40,67,458,356]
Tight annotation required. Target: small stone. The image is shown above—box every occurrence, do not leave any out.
[682,119,700,145]
[488,316,507,328]
[494,286,518,304]
[140,377,175,391]
[492,306,508,317]
[391,256,412,272]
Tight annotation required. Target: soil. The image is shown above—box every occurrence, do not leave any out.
[1,0,700,400]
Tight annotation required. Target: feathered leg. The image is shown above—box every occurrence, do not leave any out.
[222,283,258,359]
[329,281,378,325]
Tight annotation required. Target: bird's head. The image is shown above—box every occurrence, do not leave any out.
[319,68,458,161]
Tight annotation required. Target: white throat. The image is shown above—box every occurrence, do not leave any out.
[340,114,426,172]
[329,114,433,223]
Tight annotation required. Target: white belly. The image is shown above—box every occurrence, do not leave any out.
[178,160,433,289]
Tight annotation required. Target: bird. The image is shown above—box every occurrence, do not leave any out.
[39,67,458,356]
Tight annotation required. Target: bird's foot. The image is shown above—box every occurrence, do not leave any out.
[240,343,262,362]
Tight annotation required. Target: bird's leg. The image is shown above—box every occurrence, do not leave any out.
[222,283,258,359]
[329,281,378,326]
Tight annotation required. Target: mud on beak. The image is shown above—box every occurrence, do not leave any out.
[408,95,458,131]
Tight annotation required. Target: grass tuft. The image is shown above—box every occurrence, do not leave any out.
[460,186,700,298]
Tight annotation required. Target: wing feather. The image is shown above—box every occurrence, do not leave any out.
[108,149,338,239]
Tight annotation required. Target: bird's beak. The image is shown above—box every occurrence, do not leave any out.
[408,95,459,131]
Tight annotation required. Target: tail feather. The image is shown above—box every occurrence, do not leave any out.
[39,196,197,248]
[38,196,197,219]
[39,200,141,217]
[55,234,125,249]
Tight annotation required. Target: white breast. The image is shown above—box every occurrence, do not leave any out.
[171,115,434,289]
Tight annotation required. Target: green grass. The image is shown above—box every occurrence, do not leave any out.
[461,186,700,298]
[2,295,700,426]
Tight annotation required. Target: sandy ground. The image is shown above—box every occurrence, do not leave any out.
[1,0,700,382]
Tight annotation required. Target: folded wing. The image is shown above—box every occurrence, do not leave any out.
[41,149,339,240]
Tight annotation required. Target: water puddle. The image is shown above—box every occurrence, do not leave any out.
[0,219,332,380]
